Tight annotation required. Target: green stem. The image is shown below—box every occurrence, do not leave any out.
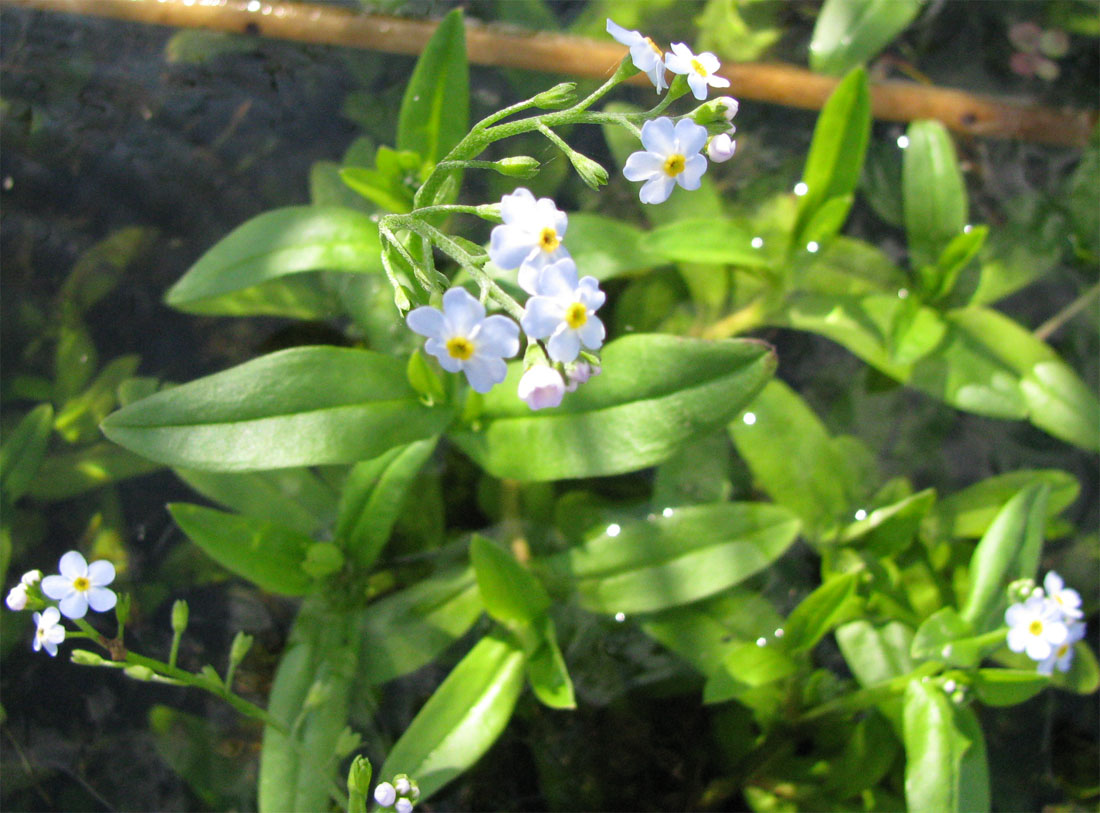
[1034,281,1100,341]
[797,661,942,723]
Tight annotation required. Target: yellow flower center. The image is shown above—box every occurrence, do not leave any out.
[565,302,588,329]
[446,336,474,360]
[1057,643,1070,657]
[1028,619,1044,636]
[73,576,90,592]
[691,58,708,76]
[539,227,560,253]
[645,37,662,58]
[664,154,686,177]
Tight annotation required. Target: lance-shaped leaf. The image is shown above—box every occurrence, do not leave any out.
[336,438,438,570]
[835,619,915,734]
[565,213,654,280]
[0,404,54,501]
[26,443,162,501]
[168,503,315,596]
[380,631,526,802]
[101,347,454,472]
[541,502,800,614]
[524,615,576,710]
[971,669,1048,707]
[903,120,968,273]
[451,335,775,482]
[397,8,468,168]
[910,607,1003,668]
[960,482,1049,630]
[640,217,778,268]
[794,67,871,245]
[260,603,356,813]
[471,534,550,626]
[165,206,383,316]
[810,0,925,76]
[903,679,990,813]
[357,568,483,686]
[782,571,862,654]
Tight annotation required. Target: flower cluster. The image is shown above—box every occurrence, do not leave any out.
[1008,21,1070,81]
[608,19,739,204]
[5,551,118,657]
[1005,571,1086,676]
[408,188,605,410]
[374,773,420,813]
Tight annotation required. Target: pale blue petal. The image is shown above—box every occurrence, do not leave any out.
[675,119,709,154]
[640,175,676,204]
[687,72,708,100]
[522,297,565,338]
[548,328,581,363]
[476,315,520,358]
[59,591,89,620]
[606,18,640,46]
[442,288,485,334]
[578,316,606,351]
[463,356,507,393]
[578,277,605,310]
[533,197,567,238]
[406,306,444,339]
[499,187,537,224]
[58,551,87,580]
[87,560,115,587]
[678,155,708,190]
[41,575,71,601]
[536,262,578,299]
[517,263,540,295]
[87,586,117,613]
[640,117,677,154]
[489,224,536,271]
[424,338,462,372]
[623,151,664,182]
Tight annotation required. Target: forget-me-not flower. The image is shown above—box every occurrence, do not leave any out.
[606,18,667,93]
[1043,570,1083,620]
[374,782,397,808]
[521,258,606,363]
[488,188,570,291]
[1038,621,1085,675]
[33,606,66,657]
[41,551,117,620]
[518,365,566,410]
[1005,594,1069,662]
[623,117,709,204]
[664,42,730,101]
[407,288,520,393]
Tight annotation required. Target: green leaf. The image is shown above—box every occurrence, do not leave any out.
[471,534,550,626]
[525,615,576,710]
[379,631,526,802]
[336,438,438,570]
[903,120,968,272]
[824,712,900,800]
[259,603,356,813]
[0,404,54,501]
[543,502,800,614]
[810,0,925,76]
[451,335,775,481]
[357,568,483,685]
[925,469,1078,540]
[961,482,1050,630]
[791,235,908,296]
[835,620,914,733]
[25,443,162,501]
[993,643,1100,695]
[167,503,315,596]
[164,206,382,316]
[148,705,252,810]
[782,571,862,653]
[61,226,157,315]
[640,217,777,268]
[339,167,413,214]
[909,607,1002,668]
[902,679,990,813]
[839,488,935,556]
[54,318,98,404]
[397,8,468,167]
[704,640,798,704]
[565,213,655,280]
[799,194,854,248]
[971,669,1048,707]
[652,430,734,508]
[923,225,987,301]
[406,349,446,404]
[175,467,337,536]
[795,67,871,245]
[730,379,863,540]
[55,355,140,445]
[101,347,454,472]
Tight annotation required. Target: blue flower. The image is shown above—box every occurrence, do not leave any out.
[664,42,730,101]
[623,117,709,204]
[606,18,667,93]
[521,259,606,363]
[41,551,117,620]
[488,188,570,286]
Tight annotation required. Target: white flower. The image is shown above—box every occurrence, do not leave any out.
[488,188,570,288]
[565,361,600,392]
[518,365,566,410]
[33,606,66,657]
[6,584,28,611]
[1006,595,1069,662]
[606,18,667,93]
[21,569,43,586]
[706,132,737,163]
[393,776,412,796]
[395,799,413,813]
[41,551,117,620]
[715,96,739,122]
[664,42,730,101]
[1043,570,1083,620]
[373,782,397,808]
[407,288,520,394]
[521,259,606,363]
[623,117,709,205]
[1038,621,1086,675]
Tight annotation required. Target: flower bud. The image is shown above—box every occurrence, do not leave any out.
[393,285,412,313]
[21,569,42,586]
[568,152,609,191]
[518,365,566,410]
[474,202,503,223]
[229,631,254,667]
[395,799,413,813]
[692,95,740,126]
[565,360,601,392]
[70,649,108,666]
[5,584,28,611]
[532,82,577,109]
[346,754,373,798]
[393,775,411,795]
[706,132,737,163]
[304,678,332,709]
[124,664,156,681]
[493,156,540,179]
[171,599,189,634]
[374,781,397,808]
